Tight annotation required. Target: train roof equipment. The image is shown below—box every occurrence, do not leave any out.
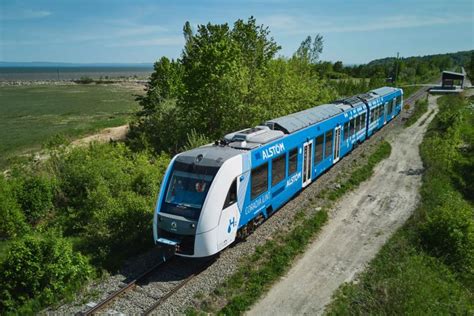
[224,125,284,150]
[264,103,343,134]
[175,144,242,168]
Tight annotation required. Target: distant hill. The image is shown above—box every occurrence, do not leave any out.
[340,50,473,83]
[367,50,472,69]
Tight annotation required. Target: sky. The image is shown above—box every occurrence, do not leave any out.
[0,0,473,65]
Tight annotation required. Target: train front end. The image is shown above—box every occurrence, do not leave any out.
[153,145,244,258]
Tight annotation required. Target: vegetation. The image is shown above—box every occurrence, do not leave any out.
[128,18,338,154]
[327,94,474,314]
[325,141,391,201]
[0,232,93,313]
[1,15,470,314]
[405,98,428,127]
[75,76,94,84]
[0,84,140,168]
[188,141,392,315]
[340,50,472,84]
[0,143,170,313]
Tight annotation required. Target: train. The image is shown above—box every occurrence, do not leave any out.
[153,86,403,257]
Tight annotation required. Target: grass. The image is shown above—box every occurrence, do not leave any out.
[326,228,473,315]
[187,140,392,315]
[0,84,140,167]
[405,97,429,127]
[326,94,474,315]
[325,141,391,201]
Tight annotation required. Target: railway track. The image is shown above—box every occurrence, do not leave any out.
[404,86,430,107]
[80,251,214,316]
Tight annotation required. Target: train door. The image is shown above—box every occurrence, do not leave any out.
[333,126,341,163]
[383,102,388,125]
[302,140,313,188]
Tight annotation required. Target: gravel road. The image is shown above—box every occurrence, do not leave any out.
[248,95,439,316]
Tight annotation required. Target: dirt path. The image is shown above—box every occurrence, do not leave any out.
[248,95,439,316]
[71,124,129,146]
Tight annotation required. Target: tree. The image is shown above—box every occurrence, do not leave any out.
[130,17,282,150]
[294,34,324,64]
[129,18,334,153]
[333,61,344,73]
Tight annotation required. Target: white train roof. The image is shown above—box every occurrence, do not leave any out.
[176,144,242,168]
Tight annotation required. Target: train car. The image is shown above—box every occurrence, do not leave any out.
[360,87,403,137]
[153,87,403,258]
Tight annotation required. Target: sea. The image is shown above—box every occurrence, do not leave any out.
[0,63,154,81]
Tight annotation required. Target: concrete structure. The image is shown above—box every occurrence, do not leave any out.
[441,70,465,88]
[430,70,465,94]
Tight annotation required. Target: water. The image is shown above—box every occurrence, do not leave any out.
[0,66,153,81]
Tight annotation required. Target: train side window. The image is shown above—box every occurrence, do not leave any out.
[349,118,355,135]
[361,113,366,129]
[288,148,298,175]
[324,130,333,158]
[370,109,375,123]
[315,135,324,162]
[223,178,237,209]
[355,116,360,133]
[251,162,268,200]
[343,122,349,140]
[272,154,286,186]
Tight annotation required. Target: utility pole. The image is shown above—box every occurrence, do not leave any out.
[395,52,399,86]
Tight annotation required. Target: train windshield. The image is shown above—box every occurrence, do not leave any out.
[161,162,218,220]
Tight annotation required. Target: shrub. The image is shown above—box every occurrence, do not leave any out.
[15,175,56,224]
[48,143,169,268]
[419,191,474,280]
[0,232,93,313]
[82,190,154,268]
[76,76,94,84]
[0,177,28,239]
[182,129,211,151]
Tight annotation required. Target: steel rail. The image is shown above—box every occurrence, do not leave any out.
[80,256,174,316]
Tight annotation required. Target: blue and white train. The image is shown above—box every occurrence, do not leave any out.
[153,86,403,257]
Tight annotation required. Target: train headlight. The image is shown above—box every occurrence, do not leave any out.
[191,223,196,229]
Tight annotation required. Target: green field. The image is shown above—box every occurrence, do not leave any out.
[0,84,140,167]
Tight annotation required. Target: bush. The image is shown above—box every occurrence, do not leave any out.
[15,175,56,224]
[0,177,28,239]
[417,94,474,282]
[0,232,93,313]
[49,143,169,268]
[419,191,474,280]
[82,190,154,268]
[76,76,94,84]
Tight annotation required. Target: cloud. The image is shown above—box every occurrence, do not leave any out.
[1,9,52,20]
[107,36,184,47]
[260,14,473,35]
[116,25,168,37]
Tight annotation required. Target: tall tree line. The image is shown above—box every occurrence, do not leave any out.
[128,17,335,154]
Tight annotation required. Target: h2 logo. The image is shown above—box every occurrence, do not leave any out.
[227,217,236,233]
